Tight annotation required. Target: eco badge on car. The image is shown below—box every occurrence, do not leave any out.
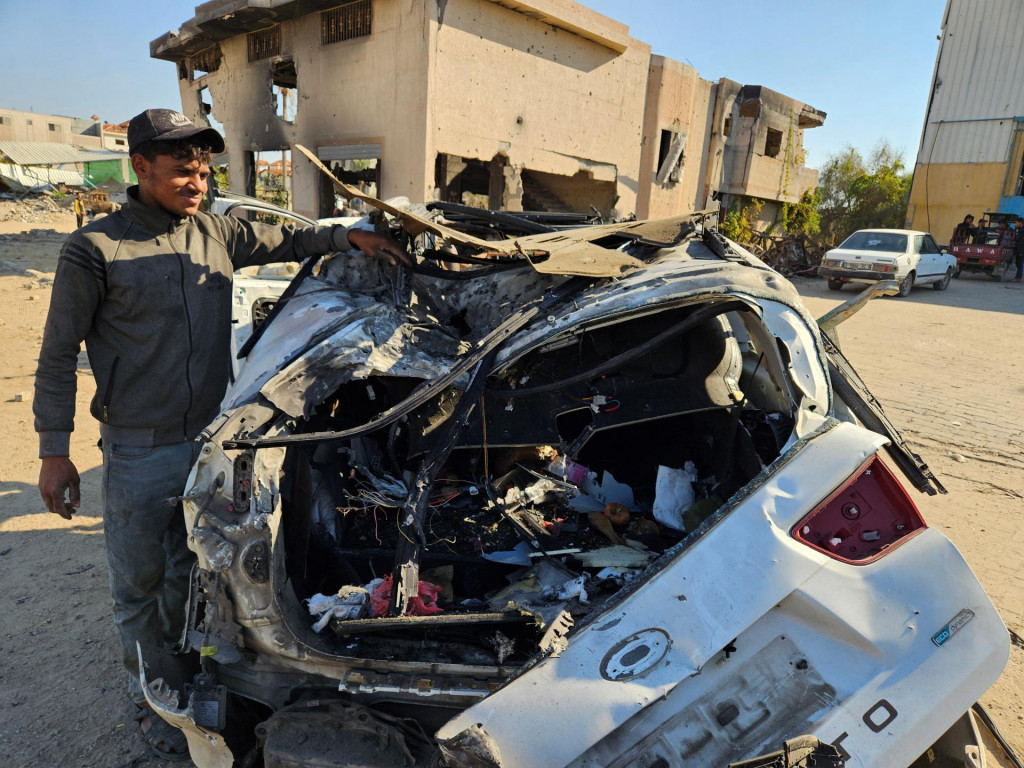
[932,608,975,647]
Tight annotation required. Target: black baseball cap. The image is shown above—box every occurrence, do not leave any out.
[127,109,225,154]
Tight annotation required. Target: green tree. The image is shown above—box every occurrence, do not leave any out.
[782,188,821,236]
[817,140,910,245]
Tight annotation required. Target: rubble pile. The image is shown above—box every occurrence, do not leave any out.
[0,195,69,226]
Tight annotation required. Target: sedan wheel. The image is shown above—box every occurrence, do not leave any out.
[827,279,844,291]
[897,272,915,297]
[933,268,952,291]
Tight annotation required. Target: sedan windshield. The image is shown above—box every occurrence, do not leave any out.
[839,231,908,252]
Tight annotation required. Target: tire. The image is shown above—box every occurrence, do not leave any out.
[897,271,915,297]
[933,268,952,291]
[827,278,844,291]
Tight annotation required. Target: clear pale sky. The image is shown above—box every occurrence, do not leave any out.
[0,0,945,169]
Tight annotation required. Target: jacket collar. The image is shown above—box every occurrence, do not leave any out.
[124,186,191,234]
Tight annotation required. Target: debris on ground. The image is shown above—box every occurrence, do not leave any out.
[0,195,70,227]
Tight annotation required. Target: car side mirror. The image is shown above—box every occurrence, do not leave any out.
[940,249,948,255]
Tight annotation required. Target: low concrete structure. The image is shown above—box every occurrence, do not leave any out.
[0,109,79,145]
[151,0,824,223]
[0,109,132,155]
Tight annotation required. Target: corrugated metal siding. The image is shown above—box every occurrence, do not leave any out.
[919,0,1024,165]
[0,164,83,191]
[0,141,126,166]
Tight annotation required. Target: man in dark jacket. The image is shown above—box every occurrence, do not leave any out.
[951,214,975,245]
[33,109,405,759]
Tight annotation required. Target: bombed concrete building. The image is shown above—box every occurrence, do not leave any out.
[151,0,824,222]
[638,62,825,222]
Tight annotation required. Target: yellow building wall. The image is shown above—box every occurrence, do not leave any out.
[907,162,1007,241]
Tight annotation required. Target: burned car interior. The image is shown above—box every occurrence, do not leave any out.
[268,294,791,656]
[217,213,799,625]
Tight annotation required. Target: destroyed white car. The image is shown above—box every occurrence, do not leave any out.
[141,194,1008,768]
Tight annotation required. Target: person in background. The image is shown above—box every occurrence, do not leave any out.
[971,218,990,244]
[951,214,975,245]
[73,192,86,228]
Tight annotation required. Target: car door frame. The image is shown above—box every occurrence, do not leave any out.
[916,233,943,279]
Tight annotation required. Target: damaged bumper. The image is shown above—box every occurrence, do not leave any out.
[138,644,235,768]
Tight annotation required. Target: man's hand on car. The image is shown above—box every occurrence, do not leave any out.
[39,456,81,520]
[347,229,411,267]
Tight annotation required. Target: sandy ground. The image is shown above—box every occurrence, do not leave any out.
[0,208,1021,767]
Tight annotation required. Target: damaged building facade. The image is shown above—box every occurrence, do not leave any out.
[638,64,825,222]
[151,0,824,221]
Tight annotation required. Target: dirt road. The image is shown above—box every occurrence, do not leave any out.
[0,209,1021,766]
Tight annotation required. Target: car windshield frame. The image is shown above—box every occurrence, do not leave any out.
[838,231,908,253]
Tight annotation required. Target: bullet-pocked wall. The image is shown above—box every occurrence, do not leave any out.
[428,0,650,216]
[172,2,433,219]
[636,56,715,219]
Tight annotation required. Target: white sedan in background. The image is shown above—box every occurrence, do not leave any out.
[819,229,957,296]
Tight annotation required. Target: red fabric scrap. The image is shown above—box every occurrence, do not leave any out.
[369,575,444,617]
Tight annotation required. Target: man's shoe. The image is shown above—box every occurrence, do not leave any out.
[134,702,190,761]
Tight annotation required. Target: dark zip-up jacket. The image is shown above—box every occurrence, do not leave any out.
[34,188,351,457]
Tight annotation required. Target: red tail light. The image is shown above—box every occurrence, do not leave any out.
[792,456,926,564]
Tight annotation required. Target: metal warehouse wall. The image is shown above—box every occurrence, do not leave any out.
[917,0,1024,167]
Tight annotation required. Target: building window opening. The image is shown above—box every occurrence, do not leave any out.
[435,155,493,208]
[197,86,225,143]
[48,123,58,132]
[0,116,8,125]
[723,117,732,137]
[521,168,616,216]
[254,149,293,217]
[764,127,783,158]
[189,46,222,80]
[247,26,281,62]
[657,130,674,172]
[655,129,686,186]
[321,1,373,45]
[271,60,298,123]
[320,155,379,218]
